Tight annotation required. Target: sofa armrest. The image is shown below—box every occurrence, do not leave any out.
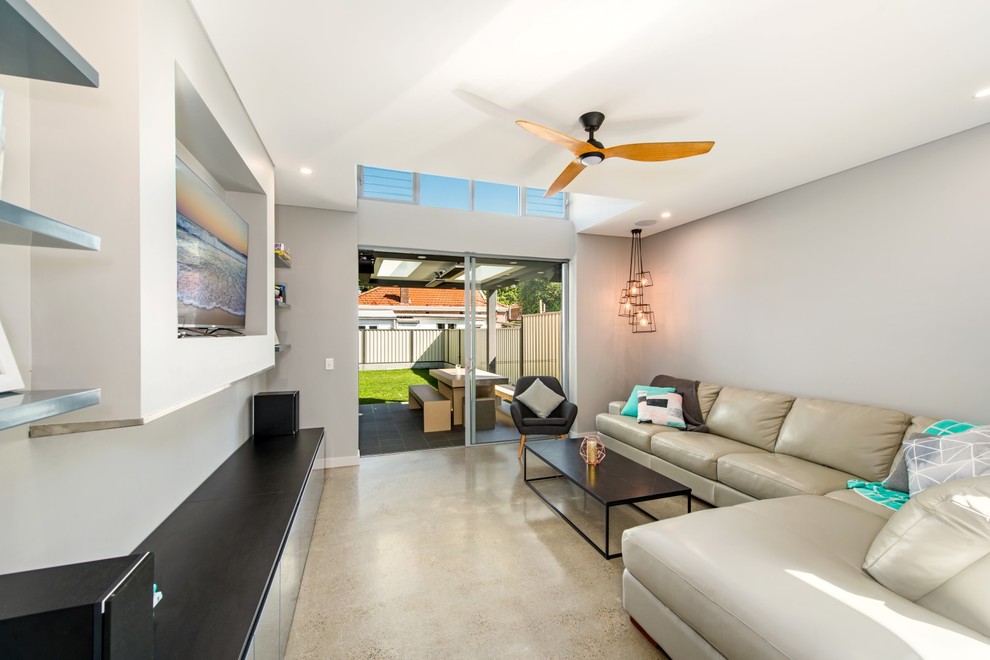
[608,401,625,415]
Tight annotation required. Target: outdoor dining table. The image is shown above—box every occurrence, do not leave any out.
[428,368,509,427]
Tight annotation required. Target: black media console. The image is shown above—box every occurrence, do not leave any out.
[134,427,325,659]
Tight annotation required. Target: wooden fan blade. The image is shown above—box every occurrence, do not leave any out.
[602,141,714,162]
[545,160,585,197]
[516,120,592,157]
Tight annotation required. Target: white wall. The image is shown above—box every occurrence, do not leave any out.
[0,76,32,388]
[0,0,274,573]
[27,0,275,422]
[640,122,990,422]
[268,205,359,466]
[357,199,575,261]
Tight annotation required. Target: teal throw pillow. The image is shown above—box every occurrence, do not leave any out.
[621,386,676,417]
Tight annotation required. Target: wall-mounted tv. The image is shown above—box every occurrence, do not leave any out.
[176,156,249,330]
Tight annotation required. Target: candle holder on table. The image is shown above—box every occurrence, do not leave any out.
[580,434,605,466]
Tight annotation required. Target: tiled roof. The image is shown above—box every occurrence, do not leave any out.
[358,286,486,307]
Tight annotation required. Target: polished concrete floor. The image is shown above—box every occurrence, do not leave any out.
[285,442,704,659]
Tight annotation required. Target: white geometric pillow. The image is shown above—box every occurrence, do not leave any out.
[903,426,990,496]
[637,391,686,429]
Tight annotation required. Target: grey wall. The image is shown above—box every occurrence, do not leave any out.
[573,234,651,431]
[268,205,360,464]
[640,122,990,421]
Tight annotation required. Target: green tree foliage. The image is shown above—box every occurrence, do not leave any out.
[519,278,561,314]
[496,285,520,308]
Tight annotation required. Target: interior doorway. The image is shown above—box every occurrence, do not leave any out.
[356,248,567,456]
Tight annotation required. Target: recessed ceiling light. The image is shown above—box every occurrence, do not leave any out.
[975,88,990,99]
[661,211,672,219]
[417,255,427,259]
[509,261,517,265]
[299,167,313,175]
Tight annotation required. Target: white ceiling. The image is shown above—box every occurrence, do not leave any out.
[189,0,990,237]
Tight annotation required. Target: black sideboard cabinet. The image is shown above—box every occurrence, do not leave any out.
[0,553,154,659]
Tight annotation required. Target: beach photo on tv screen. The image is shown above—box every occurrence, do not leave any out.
[175,156,249,330]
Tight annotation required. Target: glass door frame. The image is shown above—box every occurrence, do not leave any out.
[462,254,570,447]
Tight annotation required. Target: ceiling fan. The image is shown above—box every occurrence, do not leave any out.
[516,111,714,197]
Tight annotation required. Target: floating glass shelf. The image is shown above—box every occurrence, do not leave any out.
[0,388,101,432]
[0,200,101,250]
[0,0,100,87]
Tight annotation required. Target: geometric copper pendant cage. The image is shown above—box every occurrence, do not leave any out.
[618,228,656,333]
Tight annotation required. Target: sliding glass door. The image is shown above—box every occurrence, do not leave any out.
[462,255,568,446]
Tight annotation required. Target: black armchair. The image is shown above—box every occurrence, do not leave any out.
[510,376,578,459]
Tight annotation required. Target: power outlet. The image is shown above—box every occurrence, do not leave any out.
[325,358,334,370]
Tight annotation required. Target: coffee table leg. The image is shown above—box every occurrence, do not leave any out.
[604,505,610,558]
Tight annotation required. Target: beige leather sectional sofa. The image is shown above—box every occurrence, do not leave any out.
[596,379,990,659]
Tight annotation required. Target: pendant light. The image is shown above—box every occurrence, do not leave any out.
[618,229,655,333]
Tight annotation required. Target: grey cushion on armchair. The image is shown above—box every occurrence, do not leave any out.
[510,376,578,436]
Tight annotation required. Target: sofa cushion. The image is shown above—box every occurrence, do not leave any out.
[704,387,794,451]
[864,476,990,638]
[622,496,990,659]
[637,392,686,428]
[697,382,722,419]
[773,398,911,482]
[824,489,897,520]
[718,452,857,499]
[595,412,678,454]
[651,432,765,480]
[903,426,990,495]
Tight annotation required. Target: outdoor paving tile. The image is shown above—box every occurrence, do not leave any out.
[359,447,383,456]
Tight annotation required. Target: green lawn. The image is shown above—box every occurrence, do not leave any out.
[359,368,439,404]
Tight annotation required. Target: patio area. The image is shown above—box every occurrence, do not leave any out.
[358,401,519,456]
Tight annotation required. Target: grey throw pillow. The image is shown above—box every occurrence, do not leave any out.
[516,379,565,419]
[882,433,936,494]
[904,425,990,496]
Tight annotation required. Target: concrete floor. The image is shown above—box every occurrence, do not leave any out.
[285,442,699,659]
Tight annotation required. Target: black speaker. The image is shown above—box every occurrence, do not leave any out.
[254,390,300,436]
[0,553,154,660]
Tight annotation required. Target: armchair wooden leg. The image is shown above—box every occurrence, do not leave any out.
[517,434,527,460]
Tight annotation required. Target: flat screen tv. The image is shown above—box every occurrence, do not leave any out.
[175,156,249,330]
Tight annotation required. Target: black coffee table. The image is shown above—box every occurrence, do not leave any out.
[524,437,691,559]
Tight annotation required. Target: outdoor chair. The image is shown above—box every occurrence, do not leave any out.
[510,376,578,459]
